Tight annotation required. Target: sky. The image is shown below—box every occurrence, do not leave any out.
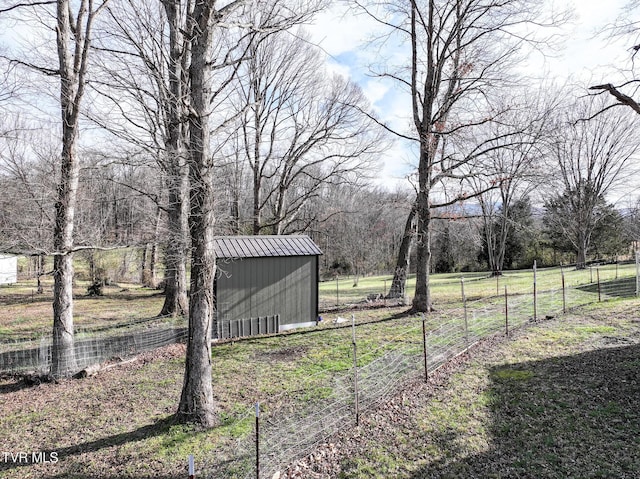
[306,0,635,192]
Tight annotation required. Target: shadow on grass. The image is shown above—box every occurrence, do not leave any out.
[408,343,640,478]
[0,375,45,394]
[576,277,638,298]
[0,415,183,476]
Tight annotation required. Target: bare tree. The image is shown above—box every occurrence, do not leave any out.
[232,29,385,235]
[49,0,110,377]
[0,128,58,255]
[355,0,567,312]
[544,95,640,268]
[469,92,555,275]
[89,0,190,316]
[178,0,326,428]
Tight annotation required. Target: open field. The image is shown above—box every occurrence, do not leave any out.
[319,263,639,308]
[0,279,165,340]
[1,261,636,341]
[0,292,639,478]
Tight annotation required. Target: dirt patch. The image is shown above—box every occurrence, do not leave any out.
[256,346,309,361]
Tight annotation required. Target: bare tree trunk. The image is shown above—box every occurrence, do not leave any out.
[140,243,148,284]
[252,166,262,235]
[576,235,588,270]
[159,0,189,317]
[36,254,44,294]
[177,0,216,428]
[147,206,162,288]
[387,204,416,299]
[51,0,104,378]
[160,172,189,316]
[412,161,432,312]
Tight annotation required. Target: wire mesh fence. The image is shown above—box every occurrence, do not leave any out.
[197,262,639,479]
[318,259,640,311]
[0,317,187,375]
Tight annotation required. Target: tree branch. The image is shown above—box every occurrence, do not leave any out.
[0,1,55,14]
[589,83,640,115]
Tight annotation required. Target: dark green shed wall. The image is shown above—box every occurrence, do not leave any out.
[215,255,318,331]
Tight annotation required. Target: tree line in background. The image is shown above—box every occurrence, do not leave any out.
[1,0,640,427]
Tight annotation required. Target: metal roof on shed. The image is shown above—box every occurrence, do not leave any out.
[213,235,322,259]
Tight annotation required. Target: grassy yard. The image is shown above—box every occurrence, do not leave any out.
[1,263,638,478]
[0,279,165,340]
[0,305,419,478]
[330,299,640,479]
[1,262,635,340]
[319,263,638,306]
[0,295,638,478]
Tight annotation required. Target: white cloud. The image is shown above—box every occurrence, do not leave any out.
[307,4,381,57]
[362,79,390,108]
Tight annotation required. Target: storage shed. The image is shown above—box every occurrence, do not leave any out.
[213,235,322,339]
[0,254,17,285]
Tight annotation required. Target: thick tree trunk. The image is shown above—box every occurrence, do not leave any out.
[160,174,189,316]
[576,242,587,270]
[412,183,432,312]
[51,254,77,377]
[387,205,416,299]
[160,0,189,316]
[51,134,79,377]
[51,0,90,378]
[51,126,80,377]
[177,0,216,428]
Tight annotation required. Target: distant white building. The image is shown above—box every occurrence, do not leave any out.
[0,255,17,285]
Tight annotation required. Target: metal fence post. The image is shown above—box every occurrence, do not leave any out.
[255,402,260,479]
[422,313,428,382]
[188,455,194,479]
[562,269,566,314]
[597,267,601,302]
[636,250,639,298]
[351,314,359,425]
[461,277,469,347]
[336,275,339,306]
[504,285,509,336]
[533,260,538,322]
